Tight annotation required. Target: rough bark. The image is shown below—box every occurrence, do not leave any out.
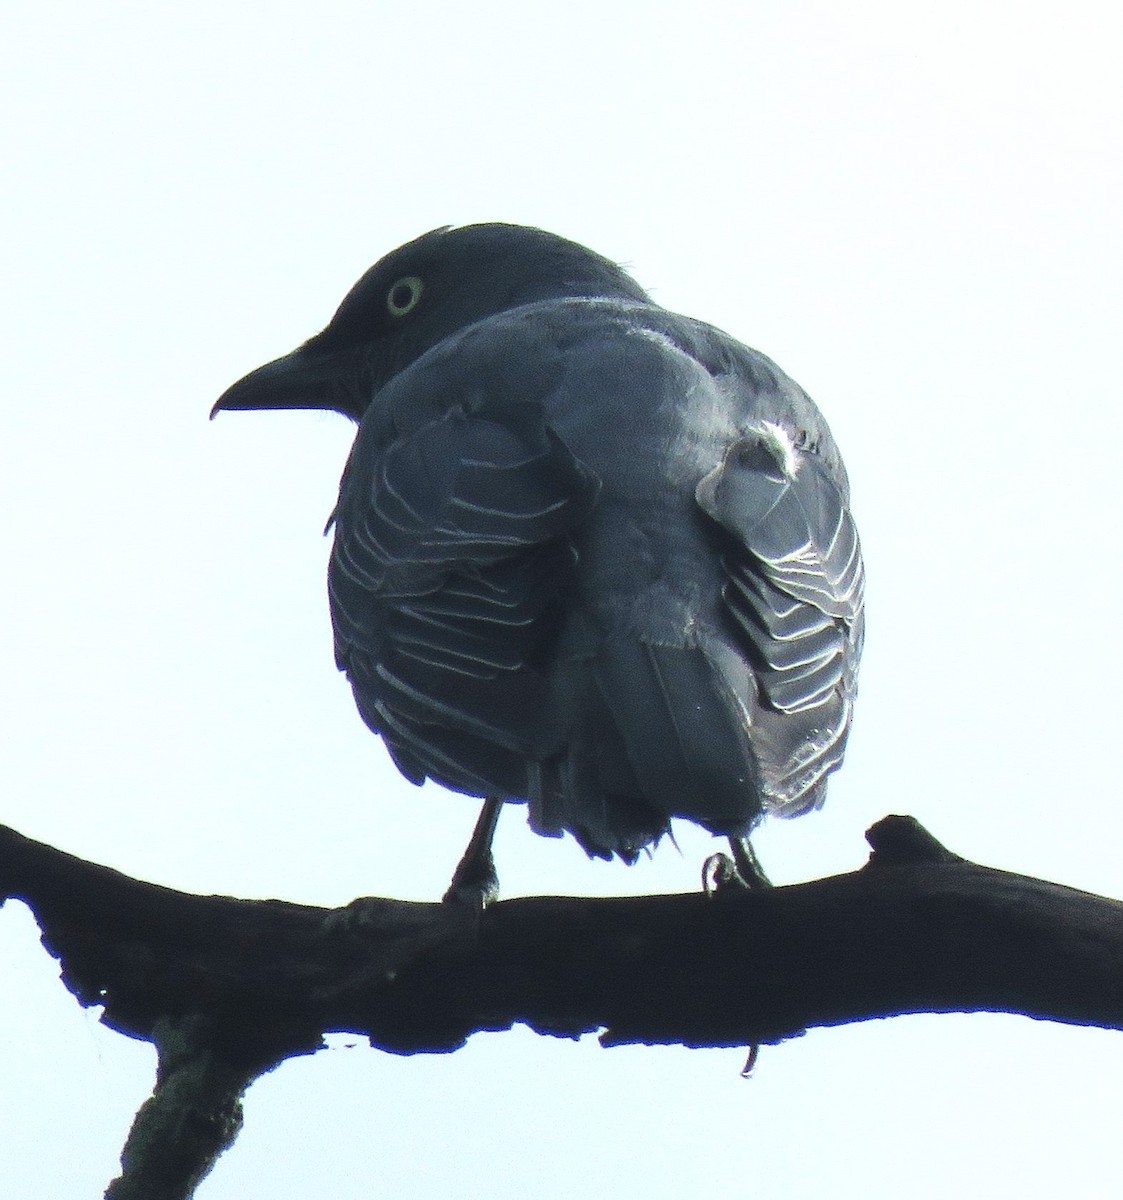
[2,815,1121,1198]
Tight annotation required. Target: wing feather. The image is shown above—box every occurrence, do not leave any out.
[329,396,599,778]
[696,428,864,736]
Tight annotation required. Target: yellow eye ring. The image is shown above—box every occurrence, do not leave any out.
[386,276,423,317]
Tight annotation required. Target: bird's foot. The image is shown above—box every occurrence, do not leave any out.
[702,837,773,895]
[442,797,504,910]
[321,894,422,941]
[442,854,500,910]
[702,852,744,896]
[321,895,378,938]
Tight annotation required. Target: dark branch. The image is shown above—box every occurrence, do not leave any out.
[2,816,1122,1197]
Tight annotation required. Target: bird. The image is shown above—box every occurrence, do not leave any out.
[213,224,864,902]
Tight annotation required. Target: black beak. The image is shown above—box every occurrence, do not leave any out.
[211,343,368,422]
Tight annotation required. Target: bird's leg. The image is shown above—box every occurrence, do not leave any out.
[443,797,503,909]
[729,835,772,889]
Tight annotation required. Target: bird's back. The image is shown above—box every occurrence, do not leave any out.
[328,297,863,860]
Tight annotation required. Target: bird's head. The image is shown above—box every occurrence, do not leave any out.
[212,223,651,422]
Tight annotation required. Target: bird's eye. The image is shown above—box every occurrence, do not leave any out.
[386,276,423,318]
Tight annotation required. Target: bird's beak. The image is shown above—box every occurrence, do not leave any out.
[211,343,367,421]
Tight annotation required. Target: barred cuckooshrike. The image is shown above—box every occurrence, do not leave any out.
[214,224,864,900]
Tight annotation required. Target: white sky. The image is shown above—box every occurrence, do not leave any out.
[2,2,1122,1196]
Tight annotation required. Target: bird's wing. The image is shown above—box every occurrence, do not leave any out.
[334,397,596,585]
[328,390,599,791]
[695,426,864,806]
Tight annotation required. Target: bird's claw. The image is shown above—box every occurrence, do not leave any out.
[442,855,499,910]
[702,852,746,896]
[442,877,499,911]
[740,1044,760,1077]
[321,895,403,940]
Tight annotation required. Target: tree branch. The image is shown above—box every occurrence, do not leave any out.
[2,815,1121,1197]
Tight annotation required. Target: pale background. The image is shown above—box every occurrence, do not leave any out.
[2,3,1122,1196]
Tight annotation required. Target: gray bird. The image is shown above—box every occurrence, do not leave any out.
[214,224,864,900]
